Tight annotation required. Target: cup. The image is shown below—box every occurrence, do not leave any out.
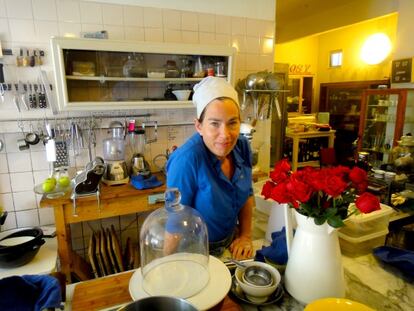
[17,138,29,151]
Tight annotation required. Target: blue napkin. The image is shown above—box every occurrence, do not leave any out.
[373,246,414,281]
[131,174,163,190]
[255,227,288,265]
[0,274,62,311]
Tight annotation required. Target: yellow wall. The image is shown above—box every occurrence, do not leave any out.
[274,35,319,75]
[275,13,398,111]
[317,13,398,83]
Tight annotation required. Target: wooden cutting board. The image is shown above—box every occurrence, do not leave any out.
[71,271,241,311]
[87,233,99,278]
[106,228,119,273]
[111,225,124,272]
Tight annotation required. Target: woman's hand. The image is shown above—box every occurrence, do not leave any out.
[229,235,253,260]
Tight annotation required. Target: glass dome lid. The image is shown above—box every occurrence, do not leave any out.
[139,188,209,298]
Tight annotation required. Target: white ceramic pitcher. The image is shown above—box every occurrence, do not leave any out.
[283,205,345,304]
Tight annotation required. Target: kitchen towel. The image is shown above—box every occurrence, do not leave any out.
[0,274,62,311]
[373,246,414,281]
[131,174,163,190]
[255,227,289,265]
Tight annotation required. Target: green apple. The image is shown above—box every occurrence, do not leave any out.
[42,181,55,192]
[58,176,70,187]
[45,177,57,186]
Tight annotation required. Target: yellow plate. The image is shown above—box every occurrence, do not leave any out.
[304,298,375,311]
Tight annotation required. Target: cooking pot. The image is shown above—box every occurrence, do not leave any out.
[118,296,198,311]
[0,227,45,268]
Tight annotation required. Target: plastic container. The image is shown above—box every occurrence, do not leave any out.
[339,203,393,238]
[338,229,388,257]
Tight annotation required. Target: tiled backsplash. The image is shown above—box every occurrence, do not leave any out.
[0,0,275,258]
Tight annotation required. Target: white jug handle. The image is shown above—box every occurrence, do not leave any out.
[284,203,293,256]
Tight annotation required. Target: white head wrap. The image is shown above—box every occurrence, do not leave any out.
[192,76,239,119]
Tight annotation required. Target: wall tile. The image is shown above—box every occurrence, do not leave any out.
[102,3,123,26]
[124,26,144,41]
[81,23,104,33]
[143,7,162,28]
[0,17,11,42]
[259,54,274,71]
[104,25,125,40]
[163,29,181,43]
[246,18,262,37]
[4,133,24,153]
[33,0,57,21]
[8,19,36,43]
[58,21,81,37]
[163,9,180,30]
[245,36,260,54]
[182,31,198,44]
[0,173,11,193]
[31,151,49,171]
[261,37,274,55]
[5,0,32,19]
[1,211,16,230]
[245,54,261,71]
[262,20,274,38]
[8,152,32,172]
[232,34,246,53]
[199,32,215,45]
[0,193,14,212]
[13,191,36,211]
[0,154,8,173]
[35,20,59,43]
[16,209,39,227]
[80,1,102,24]
[0,0,6,18]
[39,207,55,225]
[56,0,80,23]
[216,15,231,34]
[181,12,198,31]
[144,28,163,42]
[198,13,215,33]
[231,16,246,35]
[123,5,144,27]
[10,172,34,192]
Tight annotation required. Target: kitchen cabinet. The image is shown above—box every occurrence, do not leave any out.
[319,80,390,164]
[50,37,235,111]
[357,88,414,164]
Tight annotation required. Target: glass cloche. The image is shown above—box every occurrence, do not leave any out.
[139,188,209,298]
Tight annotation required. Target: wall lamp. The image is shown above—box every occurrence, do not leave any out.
[360,33,392,65]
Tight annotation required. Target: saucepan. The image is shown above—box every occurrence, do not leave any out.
[118,296,198,311]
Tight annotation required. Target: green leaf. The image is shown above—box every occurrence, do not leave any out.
[325,207,337,217]
[314,216,326,225]
[327,215,344,228]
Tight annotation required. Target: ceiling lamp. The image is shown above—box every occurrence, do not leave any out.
[360,33,392,65]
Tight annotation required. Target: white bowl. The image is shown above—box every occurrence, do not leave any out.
[172,90,191,101]
[235,261,281,303]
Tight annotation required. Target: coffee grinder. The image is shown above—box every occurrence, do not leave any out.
[102,121,129,185]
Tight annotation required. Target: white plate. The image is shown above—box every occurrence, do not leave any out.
[129,255,231,311]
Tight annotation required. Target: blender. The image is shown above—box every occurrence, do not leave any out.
[102,121,129,185]
[129,127,151,178]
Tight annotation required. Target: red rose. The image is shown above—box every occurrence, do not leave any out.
[270,158,291,183]
[349,166,367,184]
[270,181,294,205]
[286,175,313,203]
[330,166,350,177]
[355,192,381,213]
[321,174,348,197]
[261,181,275,199]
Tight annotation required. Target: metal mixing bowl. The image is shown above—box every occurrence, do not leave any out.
[243,265,273,287]
[118,296,198,311]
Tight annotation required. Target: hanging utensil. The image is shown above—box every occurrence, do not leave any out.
[18,80,29,110]
[12,84,20,112]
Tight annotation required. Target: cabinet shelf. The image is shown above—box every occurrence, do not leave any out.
[51,37,236,111]
[66,75,204,83]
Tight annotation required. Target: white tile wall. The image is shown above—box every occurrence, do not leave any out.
[0,1,275,258]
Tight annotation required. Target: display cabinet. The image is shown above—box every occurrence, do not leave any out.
[50,37,235,111]
[357,88,414,164]
[319,80,390,164]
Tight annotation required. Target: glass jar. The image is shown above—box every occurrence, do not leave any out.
[165,60,180,78]
[140,188,209,298]
[123,53,146,77]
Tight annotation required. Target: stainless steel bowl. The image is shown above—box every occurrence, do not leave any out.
[244,265,273,287]
[118,296,198,311]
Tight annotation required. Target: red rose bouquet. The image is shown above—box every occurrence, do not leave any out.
[261,159,381,228]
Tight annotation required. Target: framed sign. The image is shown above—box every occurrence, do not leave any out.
[391,58,414,83]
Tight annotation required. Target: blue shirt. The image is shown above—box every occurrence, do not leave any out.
[166,133,253,242]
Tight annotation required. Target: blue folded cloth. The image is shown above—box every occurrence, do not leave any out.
[373,246,414,281]
[131,174,163,190]
[0,274,62,311]
[255,227,288,265]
